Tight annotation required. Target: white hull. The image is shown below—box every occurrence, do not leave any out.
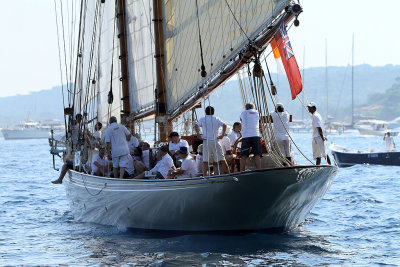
[2,128,54,140]
[63,166,337,232]
[357,127,398,136]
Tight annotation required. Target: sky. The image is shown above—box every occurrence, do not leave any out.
[0,0,399,98]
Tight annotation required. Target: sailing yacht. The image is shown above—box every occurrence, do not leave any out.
[51,0,337,232]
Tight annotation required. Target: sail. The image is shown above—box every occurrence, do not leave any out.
[125,0,156,116]
[70,0,122,125]
[73,0,100,118]
[96,0,123,124]
[164,0,290,115]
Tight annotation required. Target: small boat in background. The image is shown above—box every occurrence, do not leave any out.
[1,120,64,140]
[354,119,399,136]
[330,143,400,167]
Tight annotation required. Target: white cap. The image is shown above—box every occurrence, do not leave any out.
[307,102,316,108]
[276,102,284,109]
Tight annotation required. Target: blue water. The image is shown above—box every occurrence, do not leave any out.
[1,132,399,266]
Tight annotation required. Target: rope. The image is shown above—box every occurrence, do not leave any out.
[81,172,107,196]
[53,0,68,138]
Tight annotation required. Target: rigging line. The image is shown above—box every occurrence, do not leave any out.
[224,0,250,42]
[59,0,72,94]
[72,0,86,116]
[333,52,352,118]
[78,0,90,113]
[66,0,74,92]
[68,0,76,100]
[261,72,314,165]
[53,0,68,138]
[83,0,101,112]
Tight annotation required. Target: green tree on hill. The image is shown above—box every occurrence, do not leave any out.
[364,77,400,120]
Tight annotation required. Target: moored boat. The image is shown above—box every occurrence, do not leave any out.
[2,120,64,140]
[354,120,399,136]
[330,143,400,167]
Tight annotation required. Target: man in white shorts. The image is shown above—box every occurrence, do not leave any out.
[307,102,331,165]
[383,132,396,152]
[270,103,293,164]
[105,116,133,178]
[195,106,230,176]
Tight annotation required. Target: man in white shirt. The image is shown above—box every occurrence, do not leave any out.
[168,132,189,156]
[228,121,241,148]
[140,142,156,169]
[240,103,262,171]
[71,113,83,148]
[270,103,293,163]
[168,147,198,178]
[105,116,133,178]
[195,106,230,176]
[384,132,396,152]
[307,102,331,165]
[127,134,139,155]
[91,147,112,176]
[86,122,103,148]
[135,145,175,179]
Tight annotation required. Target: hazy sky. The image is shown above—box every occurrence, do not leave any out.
[0,0,399,97]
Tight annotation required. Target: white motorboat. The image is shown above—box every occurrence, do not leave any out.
[355,119,398,136]
[2,120,64,140]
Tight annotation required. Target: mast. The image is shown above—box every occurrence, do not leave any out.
[351,33,354,126]
[116,0,131,126]
[153,0,169,141]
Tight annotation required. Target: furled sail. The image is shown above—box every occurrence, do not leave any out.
[125,0,156,116]
[163,0,290,115]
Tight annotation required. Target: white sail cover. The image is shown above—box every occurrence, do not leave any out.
[164,0,289,114]
[125,0,156,115]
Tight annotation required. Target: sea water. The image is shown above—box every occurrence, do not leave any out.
[0,132,399,266]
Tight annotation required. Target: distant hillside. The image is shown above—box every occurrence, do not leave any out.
[360,77,400,120]
[1,64,399,127]
[0,86,65,127]
[207,64,400,124]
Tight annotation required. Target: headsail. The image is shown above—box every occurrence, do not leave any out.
[164,0,290,116]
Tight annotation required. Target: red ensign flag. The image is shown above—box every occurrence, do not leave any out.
[273,22,302,100]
